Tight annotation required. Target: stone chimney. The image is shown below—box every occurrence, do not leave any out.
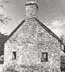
[25,0,39,18]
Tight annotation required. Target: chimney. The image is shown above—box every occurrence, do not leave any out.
[25,0,39,18]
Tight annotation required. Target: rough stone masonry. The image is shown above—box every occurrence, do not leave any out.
[4,0,64,72]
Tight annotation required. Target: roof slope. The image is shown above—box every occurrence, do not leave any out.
[7,17,61,43]
[34,18,61,42]
[7,20,25,40]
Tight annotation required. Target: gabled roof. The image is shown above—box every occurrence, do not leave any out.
[7,17,61,43]
[7,20,25,40]
[34,18,61,42]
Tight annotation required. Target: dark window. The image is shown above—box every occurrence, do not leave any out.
[13,51,16,60]
[41,52,48,62]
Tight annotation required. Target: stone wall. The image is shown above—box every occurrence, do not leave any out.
[25,0,38,18]
[0,64,4,72]
[25,4,38,18]
[4,18,61,72]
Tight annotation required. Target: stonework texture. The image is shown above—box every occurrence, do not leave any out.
[0,65,4,72]
[25,4,38,18]
[4,18,61,72]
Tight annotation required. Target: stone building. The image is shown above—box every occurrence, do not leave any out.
[4,0,65,72]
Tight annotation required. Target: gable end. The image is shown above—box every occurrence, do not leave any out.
[6,18,61,43]
[34,17,61,43]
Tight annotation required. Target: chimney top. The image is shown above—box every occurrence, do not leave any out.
[25,0,39,4]
[25,0,39,18]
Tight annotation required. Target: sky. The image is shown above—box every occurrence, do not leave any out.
[1,0,65,37]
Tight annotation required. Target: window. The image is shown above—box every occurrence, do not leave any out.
[41,52,48,62]
[13,51,16,60]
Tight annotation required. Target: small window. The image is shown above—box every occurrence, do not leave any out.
[13,51,16,60]
[41,52,48,62]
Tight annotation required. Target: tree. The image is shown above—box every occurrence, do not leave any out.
[0,0,12,35]
[0,0,12,25]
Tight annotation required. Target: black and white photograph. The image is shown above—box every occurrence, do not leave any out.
[0,0,65,72]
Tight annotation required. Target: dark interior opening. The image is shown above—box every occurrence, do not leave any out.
[41,52,48,62]
[13,51,16,60]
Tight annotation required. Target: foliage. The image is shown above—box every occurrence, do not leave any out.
[0,0,12,24]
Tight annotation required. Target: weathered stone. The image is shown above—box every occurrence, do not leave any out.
[4,18,62,72]
[4,0,63,72]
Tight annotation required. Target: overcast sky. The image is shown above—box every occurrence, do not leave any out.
[1,0,65,37]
